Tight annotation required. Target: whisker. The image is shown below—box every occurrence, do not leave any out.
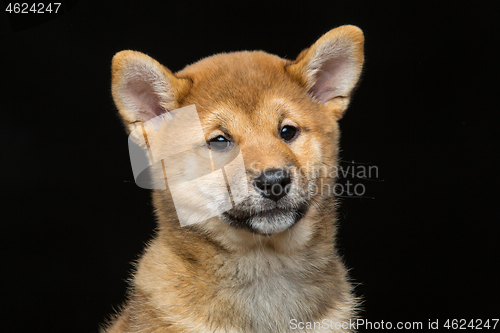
[316,175,384,182]
[339,160,373,165]
[334,194,375,199]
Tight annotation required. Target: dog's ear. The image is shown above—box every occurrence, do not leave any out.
[286,25,364,120]
[111,50,192,133]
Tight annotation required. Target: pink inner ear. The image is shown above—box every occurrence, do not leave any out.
[310,56,349,103]
[128,80,166,121]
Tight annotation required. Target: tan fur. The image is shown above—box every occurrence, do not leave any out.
[103,25,364,332]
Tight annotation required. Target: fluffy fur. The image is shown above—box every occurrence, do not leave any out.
[103,25,365,333]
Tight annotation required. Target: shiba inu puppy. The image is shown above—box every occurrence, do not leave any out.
[103,25,364,333]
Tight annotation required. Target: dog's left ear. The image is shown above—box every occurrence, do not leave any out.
[286,25,364,120]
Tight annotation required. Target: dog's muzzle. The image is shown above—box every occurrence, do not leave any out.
[253,168,291,202]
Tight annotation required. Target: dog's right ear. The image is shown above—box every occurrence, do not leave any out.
[111,50,192,133]
[286,25,364,120]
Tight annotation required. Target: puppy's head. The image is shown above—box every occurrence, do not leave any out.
[111,26,364,242]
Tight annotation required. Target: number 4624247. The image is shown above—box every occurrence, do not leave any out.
[444,319,499,330]
[6,3,62,14]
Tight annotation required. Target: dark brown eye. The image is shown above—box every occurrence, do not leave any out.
[280,125,298,142]
[208,135,230,151]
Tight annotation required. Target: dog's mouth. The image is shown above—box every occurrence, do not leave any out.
[222,203,309,235]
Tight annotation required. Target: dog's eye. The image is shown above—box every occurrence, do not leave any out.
[208,135,231,151]
[280,125,298,142]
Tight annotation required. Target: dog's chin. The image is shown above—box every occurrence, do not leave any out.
[222,204,309,235]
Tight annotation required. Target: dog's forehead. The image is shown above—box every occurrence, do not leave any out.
[178,50,290,82]
[177,51,300,111]
[176,51,317,132]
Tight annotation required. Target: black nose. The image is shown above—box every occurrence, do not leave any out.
[254,168,291,201]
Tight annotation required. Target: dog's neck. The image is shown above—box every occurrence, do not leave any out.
[128,191,352,332]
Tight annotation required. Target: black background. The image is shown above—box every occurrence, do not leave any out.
[1,1,499,332]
